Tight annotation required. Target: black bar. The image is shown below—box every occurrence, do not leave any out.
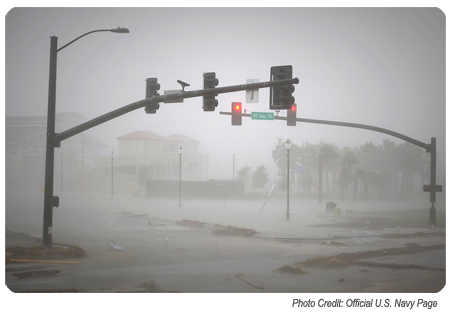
[292,298,438,311]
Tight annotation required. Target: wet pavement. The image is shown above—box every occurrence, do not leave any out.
[4,192,447,299]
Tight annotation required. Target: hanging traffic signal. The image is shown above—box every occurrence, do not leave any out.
[232,102,242,126]
[287,104,297,126]
[270,65,295,110]
[203,72,219,111]
[145,78,160,114]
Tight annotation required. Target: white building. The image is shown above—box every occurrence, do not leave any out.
[116,131,209,181]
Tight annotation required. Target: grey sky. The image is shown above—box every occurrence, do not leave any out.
[4,7,446,180]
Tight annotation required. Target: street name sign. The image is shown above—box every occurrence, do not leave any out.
[252,112,274,120]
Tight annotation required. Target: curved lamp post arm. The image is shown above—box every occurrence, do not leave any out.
[57,27,129,52]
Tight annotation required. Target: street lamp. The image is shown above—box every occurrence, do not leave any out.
[111,150,114,200]
[42,28,129,246]
[178,146,183,207]
[285,139,291,221]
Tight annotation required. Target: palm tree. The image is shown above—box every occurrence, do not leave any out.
[318,143,339,203]
[377,139,398,197]
[396,142,427,195]
[339,148,358,202]
[297,142,319,194]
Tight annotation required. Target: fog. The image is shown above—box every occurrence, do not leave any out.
[3,5,447,309]
[5,8,445,179]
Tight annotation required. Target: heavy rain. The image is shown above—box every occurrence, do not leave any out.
[3,5,446,313]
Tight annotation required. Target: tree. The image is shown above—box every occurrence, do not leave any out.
[237,166,252,188]
[318,143,339,203]
[360,170,379,202]
[338,148,358,201]
[396,142,427,195]
[295,142,319,194]
[251,165,269,191]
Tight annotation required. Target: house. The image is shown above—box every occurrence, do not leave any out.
[116,131,208,181]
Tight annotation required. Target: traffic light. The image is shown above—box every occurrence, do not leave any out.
[203,72,219,111]
[145,78,160,114]
[287,104,297,126]
[270,65,295,110]
[232,102,242,126]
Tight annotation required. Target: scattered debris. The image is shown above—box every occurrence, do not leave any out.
[297,244,445,269]
[106,239,127,252]
[357,261,444,271]
[337,278,345,282]
[6,245,87,261]
[212,225,257,237]
[275,265,308,274]
[13,270,61,279]
[359,268,370,272]
[118,213,148,219]
[236,273,264,289]
[175,220,258,237]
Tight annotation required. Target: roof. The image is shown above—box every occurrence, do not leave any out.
[117,130,164,140]
[164,134,199,143]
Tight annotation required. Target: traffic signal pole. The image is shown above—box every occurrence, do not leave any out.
[219,112,441,225]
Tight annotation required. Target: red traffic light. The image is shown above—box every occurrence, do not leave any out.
[231,102,242,126]
[291,104,297,111]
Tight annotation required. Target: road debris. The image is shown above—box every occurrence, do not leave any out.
[6,245,87,261]
[275,265,308,274]
[297,244,445,269]
[106,239,127,252]
[13,270,61,279]
[212,225,257,237]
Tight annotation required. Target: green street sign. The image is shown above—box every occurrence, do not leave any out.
[251,112,274,120]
